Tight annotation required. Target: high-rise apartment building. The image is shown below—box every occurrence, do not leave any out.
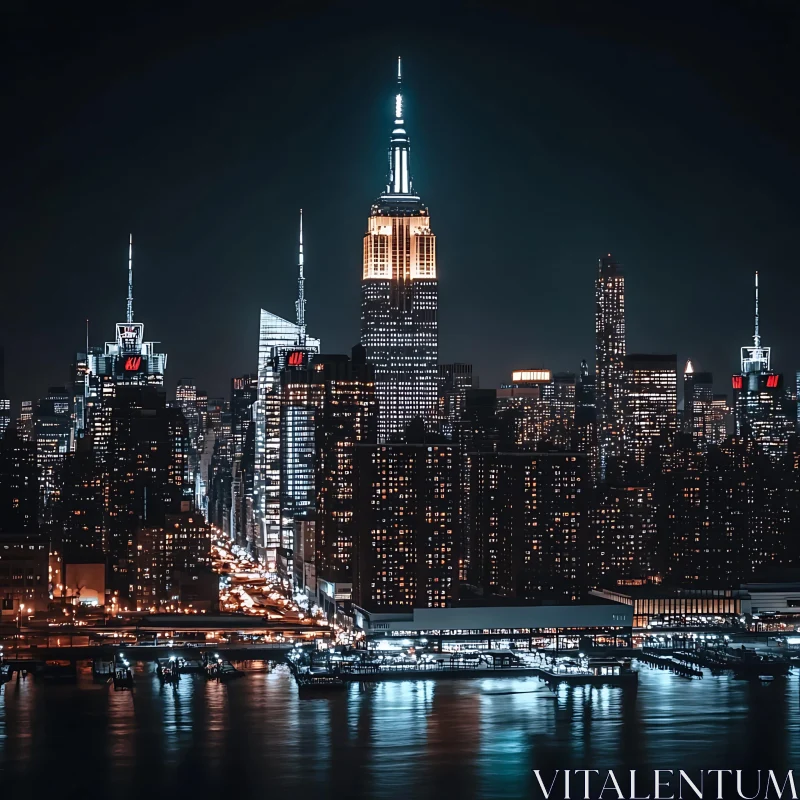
[312,348,377,589]
[590,485,657,582]
[595,254,626,481]
[470,451,588,602]
[361,59,438,441]
[623,354,678,471]
[353,438,459,611]
[17,400,34,443]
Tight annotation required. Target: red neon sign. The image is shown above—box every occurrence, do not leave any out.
[731,375,743,390]
[124,356,142,372]
[287,351,304,367]
[766,374,779,388]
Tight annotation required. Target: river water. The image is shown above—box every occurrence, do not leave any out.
[0,662,798,799]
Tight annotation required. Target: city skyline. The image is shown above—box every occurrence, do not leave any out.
[3,4,800,408]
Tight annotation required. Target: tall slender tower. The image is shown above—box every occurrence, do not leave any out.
[361,58,438,441]
[595,254,625,482]
[732,272,792,461]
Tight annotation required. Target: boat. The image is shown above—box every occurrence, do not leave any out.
[216,660,244,682]
[156,657,181,683]
[177,657,205,674]
[296,670,346,690]
[758,675,775,683]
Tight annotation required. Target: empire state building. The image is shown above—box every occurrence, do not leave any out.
[361,59,438,441]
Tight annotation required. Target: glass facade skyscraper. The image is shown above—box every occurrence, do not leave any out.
[253,212,320,564]
[361,59,438,441]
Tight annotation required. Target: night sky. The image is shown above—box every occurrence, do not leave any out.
[2,1,799,408]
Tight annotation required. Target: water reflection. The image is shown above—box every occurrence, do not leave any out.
[0,665,798,799]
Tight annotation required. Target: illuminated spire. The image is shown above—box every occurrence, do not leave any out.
[684,359,694,374]
[754,270,760,349]
[385,56,413,197]
[127,233,134,324]
[295,209,306,344]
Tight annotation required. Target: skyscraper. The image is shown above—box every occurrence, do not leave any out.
[437,363,475,440]
[683,360,714,449]
[622,354,678,471]
[575,359,598,477]
[732,273,792,462]
[87,237,167,457]
[595,254,625,482]
[34,386,73,510]
[0,347,10,441]
[253,211,320,563]
[312,348,377,590]
[361,59,438,441]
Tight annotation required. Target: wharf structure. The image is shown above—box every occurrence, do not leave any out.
[353,602,632,651]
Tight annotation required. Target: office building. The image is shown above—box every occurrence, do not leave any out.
[595,254,626,481]
[575,360,598,477]
[54,440,105,558]
[438,363,475,440]
[732,273,792,461]
[105,386,189,599]
[361,59,438,441]
[86,238,167,458]
[279,352,323,564]
[253,211,320,564]
[622,354,677,474]
[17,400,34,443]
[0,347,10,441]
[231,374,257,461]
[0,533,50,616]
[683,361,714,449]
[0,429,39,533]
[34,386,73,510]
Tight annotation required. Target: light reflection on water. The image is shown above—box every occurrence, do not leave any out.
[0,663,798,799]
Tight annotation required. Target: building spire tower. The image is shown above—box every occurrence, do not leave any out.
[127,233,134,324]
[361,58,438,440]
[296,209,306,345]
[741,271,770,374]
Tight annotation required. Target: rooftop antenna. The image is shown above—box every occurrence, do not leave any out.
[295,209,306,344]
[127,233,134,324]
[754,271,760,349]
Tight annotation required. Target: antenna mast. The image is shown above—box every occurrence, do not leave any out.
[295,209,306,344]
[754,271,760,348]
[127,233,134,324]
